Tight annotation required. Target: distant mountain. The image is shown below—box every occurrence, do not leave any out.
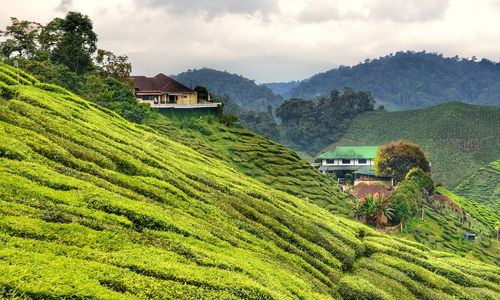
[173,68,283,112]
[291,51,500,109]
[262,81,299,99]
[327,102,500,188]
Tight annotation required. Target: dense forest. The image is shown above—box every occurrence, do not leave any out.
[277,88,375,154]
[290,51,500,109]
[173,68,284,112]
[217,87,376,155]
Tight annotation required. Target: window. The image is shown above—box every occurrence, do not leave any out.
[342,159,351,164]
[358,159,367,164]
[325,159,335,164]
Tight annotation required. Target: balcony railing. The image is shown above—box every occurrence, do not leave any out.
[138,99,221,109]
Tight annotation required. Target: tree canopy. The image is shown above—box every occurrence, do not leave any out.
[49,12,97,74]
[276,88,375,154]
[0,12,149,123]
[374,140,430,182]
[406,167,435,195]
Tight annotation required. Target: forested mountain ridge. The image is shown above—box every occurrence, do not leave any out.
[1,63,499,299]
[173,68,284,112]
[290,51,500,109]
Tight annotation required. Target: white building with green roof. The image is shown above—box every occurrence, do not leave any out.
[315,146,394,187]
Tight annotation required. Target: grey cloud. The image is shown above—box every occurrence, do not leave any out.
[298,4,340,23]
[296,0,450,24]
[368,0,451,22]
[138,0,280,17]
[56,0,73,12]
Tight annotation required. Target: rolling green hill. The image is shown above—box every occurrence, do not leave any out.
[329,102,500,187]
[145,116,351,216]
[454,160,500,212]
[0,63,499,299]
[291,51,500,109]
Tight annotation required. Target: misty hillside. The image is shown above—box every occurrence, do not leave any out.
[291,51,500,109]
[173,68,284,112]
[262,81,299,99]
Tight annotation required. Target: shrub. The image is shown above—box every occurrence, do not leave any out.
[219,114,239,127]
[374,140,430,182]
[338,276,393,300]
[390,180,422,226]
[0,81,18,99]
[406,167,434,195]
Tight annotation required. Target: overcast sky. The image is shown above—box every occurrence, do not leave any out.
[2,0,500,82]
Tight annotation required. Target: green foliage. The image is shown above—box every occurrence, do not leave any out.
[0,13,143,124]
[330,102,500,187]
[374,140,430,182]
[94,49,132,83]
[220,95,280,140]
[194,85,209,101]
[338,276,393,300]
[406,167,435,195]
[291,51,500,109]
[23,60,84,93]
[0,63,499,299]
[390,180,422,225]
[276,87,375,154]
[218,113,239,127]
[82,75,150,123]
[0,17,41,59]
[49,12,97,74]
[353,194,394,228]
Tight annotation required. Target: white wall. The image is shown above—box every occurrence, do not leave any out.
[322,158,374,167]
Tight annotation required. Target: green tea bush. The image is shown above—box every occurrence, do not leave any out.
[338,276,393,300]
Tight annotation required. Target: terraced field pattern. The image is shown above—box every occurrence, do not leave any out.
[0,63,499,299]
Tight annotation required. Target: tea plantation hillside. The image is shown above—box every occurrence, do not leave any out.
[0,64,499,299]
[454,160,500,212]
[329,102,500,187]
[397,188,499,263]
[145,117,351,216]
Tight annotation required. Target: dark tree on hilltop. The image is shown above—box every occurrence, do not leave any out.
[194,86,209,101]
[49,12,97,74]
[374,140,430,182]
[0,17,41,59]
[276,87,375,154]
[94,49,132,84]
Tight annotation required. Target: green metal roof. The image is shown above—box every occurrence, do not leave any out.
[353,167,377,176]
[354,167,392,178]
[317,146,379,160]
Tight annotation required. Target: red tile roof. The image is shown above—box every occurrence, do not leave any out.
[131,73,194,93]
[351,185,392,199]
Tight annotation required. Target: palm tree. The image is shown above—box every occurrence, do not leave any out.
[354,193,394,228]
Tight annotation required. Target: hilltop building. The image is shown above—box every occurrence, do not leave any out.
[315,146,393,188]
[131,73,221,113]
